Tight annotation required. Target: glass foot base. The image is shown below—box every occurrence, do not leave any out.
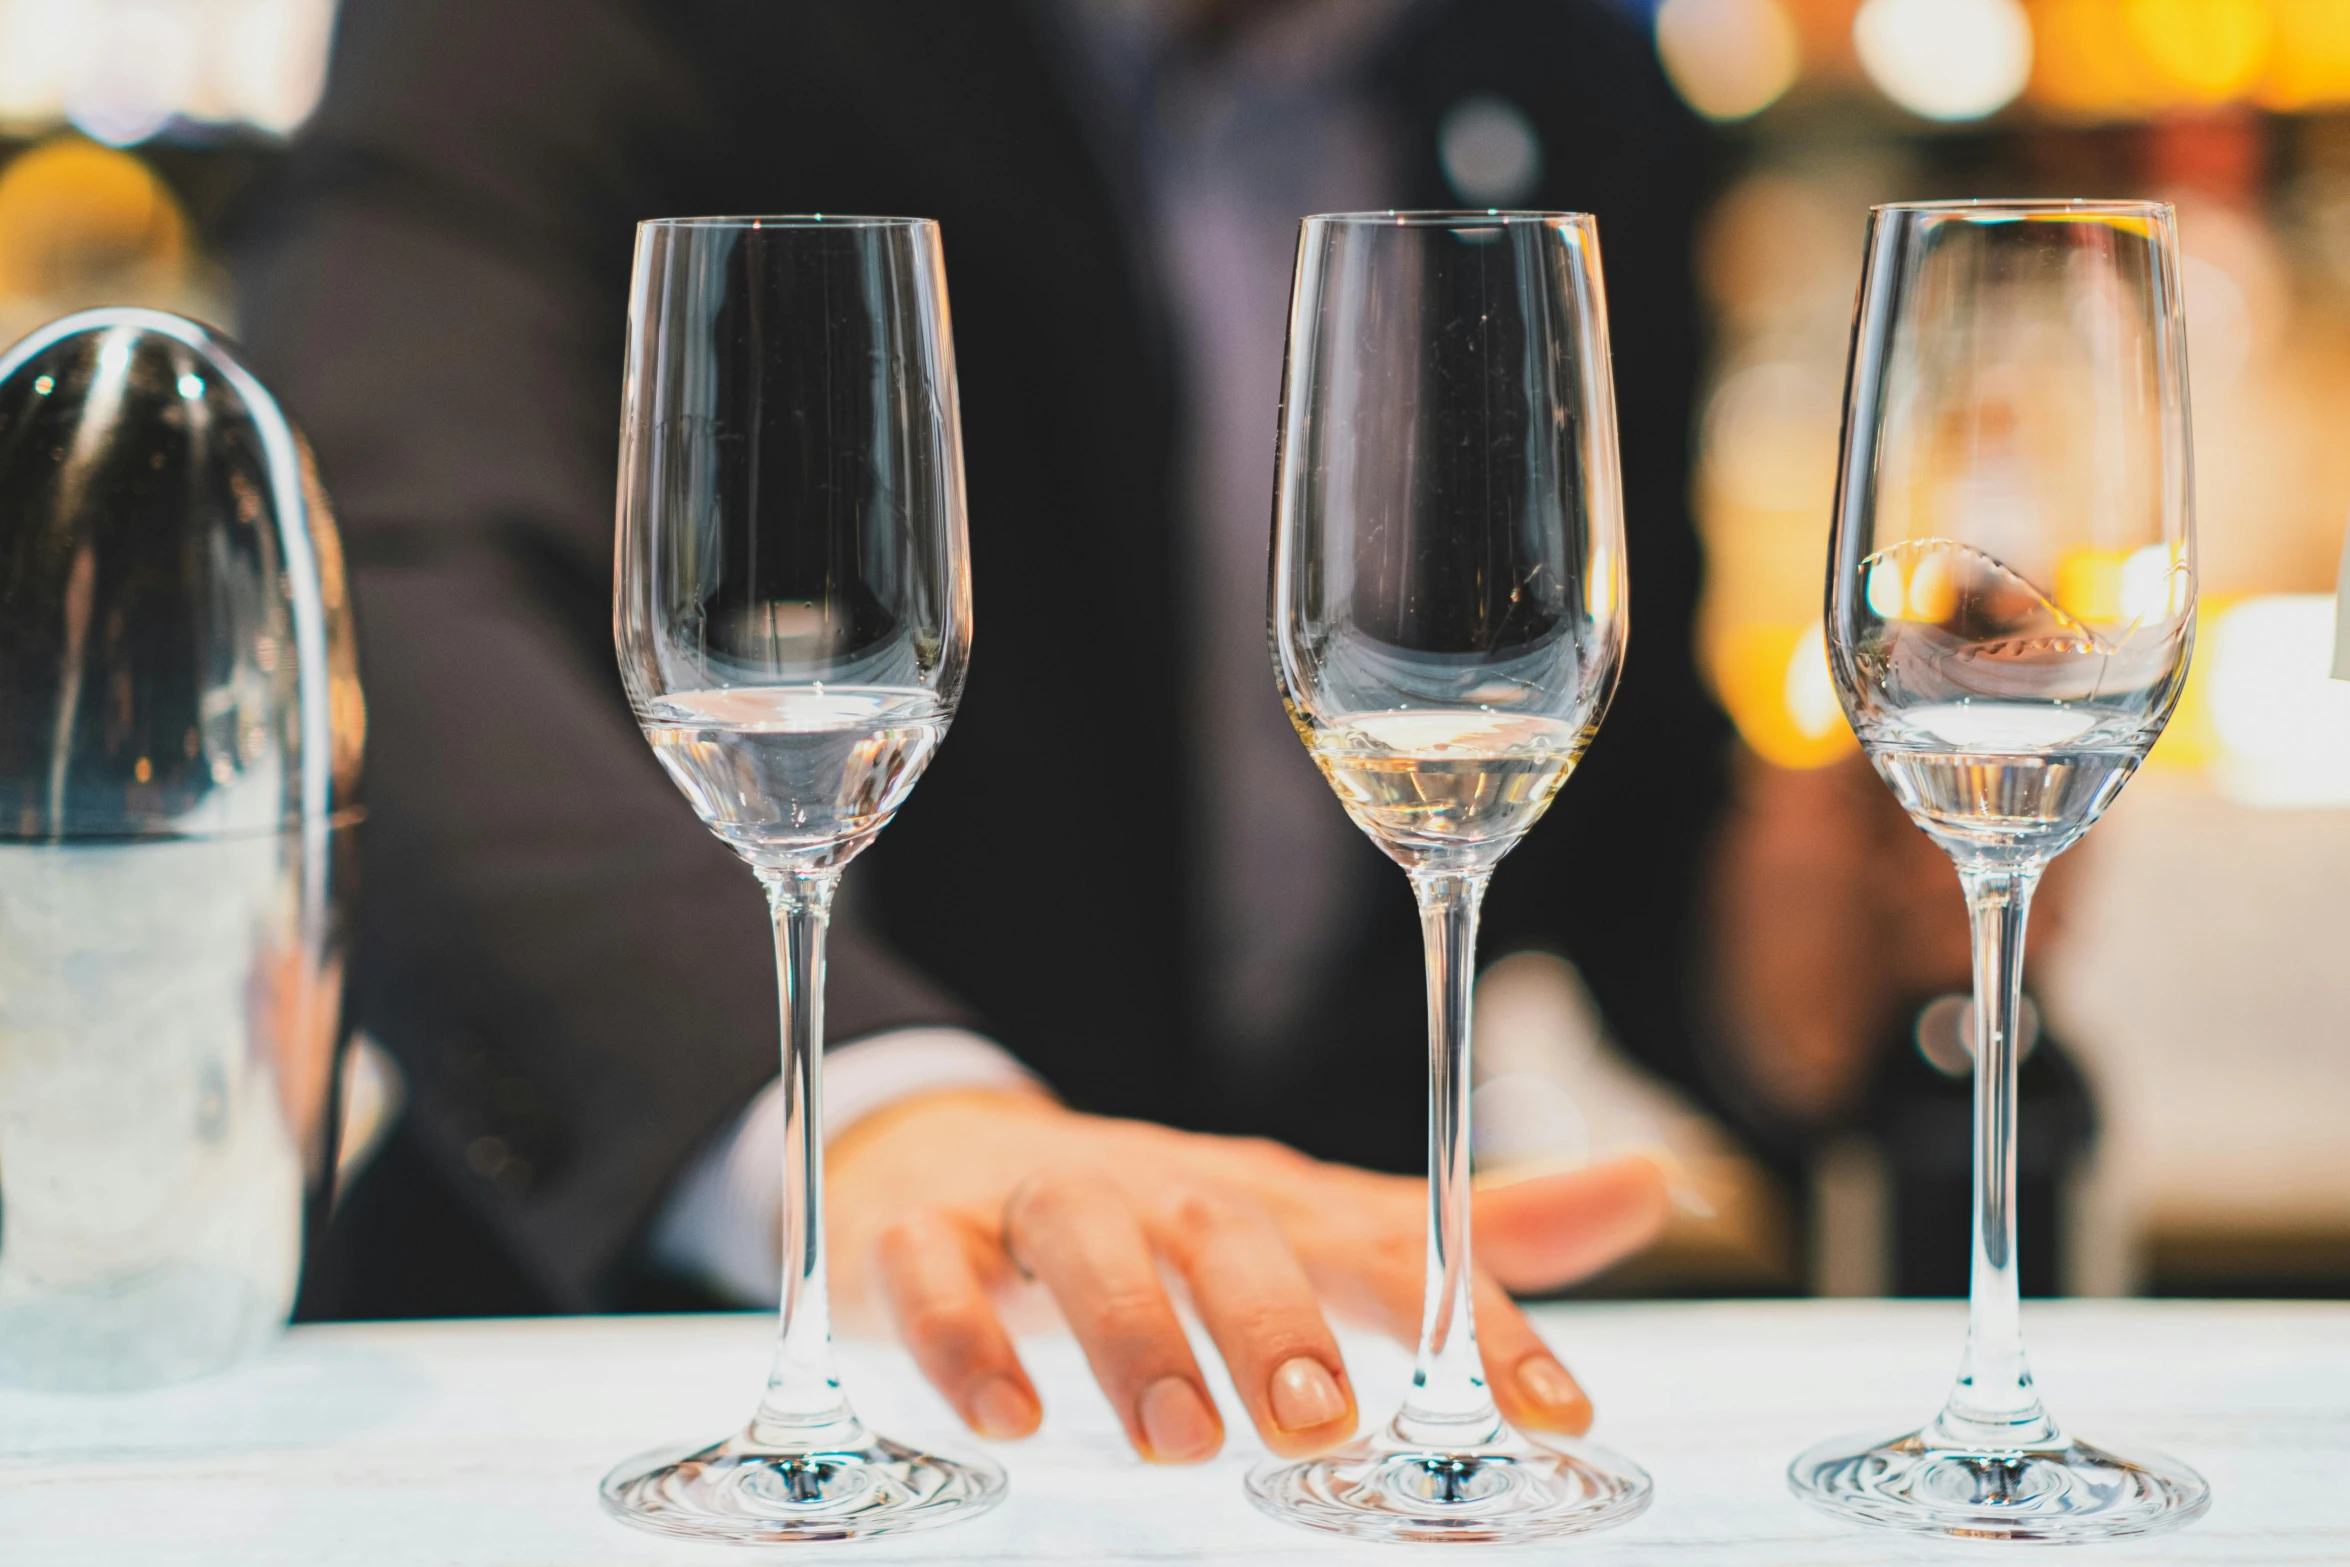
[600,1427,1006,1544]
[1790,1427,2210,1543]
[1246,1423,1652,1543]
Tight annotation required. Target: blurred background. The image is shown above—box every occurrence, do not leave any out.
[8,0,2343,1302]
[1659,0,2350,1303]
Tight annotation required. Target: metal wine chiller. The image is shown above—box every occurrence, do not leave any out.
[0,309,363,1389]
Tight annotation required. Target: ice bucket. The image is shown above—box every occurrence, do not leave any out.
[0,309,362,1389]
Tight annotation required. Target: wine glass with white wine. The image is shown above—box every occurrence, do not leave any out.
[1789,200,2208,1543]
[600,216,1002,1543]
[1250,211,1650,1543]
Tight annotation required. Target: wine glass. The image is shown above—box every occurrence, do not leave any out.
[600,217,1002,1542]
[1251,211,1650,1543]
[1790,200,2208,1542]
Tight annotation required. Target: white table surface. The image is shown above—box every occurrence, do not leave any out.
[1,1300,2342,1564]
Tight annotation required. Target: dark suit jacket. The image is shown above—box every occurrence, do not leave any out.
[241,0,1727,1316]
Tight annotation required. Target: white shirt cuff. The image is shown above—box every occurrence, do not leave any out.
[647,1027,1042,1307]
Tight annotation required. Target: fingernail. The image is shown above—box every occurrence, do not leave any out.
[968,1375,1036,1439]
[1268,1355,1346,1432]
[1515,1354,1592,1431]
[1137,1375,1220,1462]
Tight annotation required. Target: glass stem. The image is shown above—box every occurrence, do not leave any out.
[1394,869,1504,1451]
[748,866,865,1453]
[1933,862,2060,1453]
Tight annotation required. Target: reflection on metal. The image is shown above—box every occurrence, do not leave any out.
[333,1033,405,1206]
[0,308,363,1389]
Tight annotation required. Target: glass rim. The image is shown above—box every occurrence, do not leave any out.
[636,214,938,231]
[1870,197,2173,218]
[1301,208,1595,227]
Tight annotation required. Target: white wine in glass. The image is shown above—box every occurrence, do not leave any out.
[1307,712,1592,857]
[1789,200,2209,1544]
[600,216,1001,1543]
[1252,211,1650,1544]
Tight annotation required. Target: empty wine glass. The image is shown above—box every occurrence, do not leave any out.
[1789,200,2208,1542]
[600,217,1001,1542]
[1251,212,1650,1543]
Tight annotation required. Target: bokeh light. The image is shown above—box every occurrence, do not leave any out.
[2029,0,2350,117]
[68,1,203,147]
[1437,93,1544,206]
[2127,0,2275,105]
[1655,0,1803,123]
[1688,168,1884,770]
[2177,197,2287,389]
[0,135,204,342]
[0,137,186,298]
[1853,0,2034,121]
[2262,0,2350,110]
[219,0,337,135]
[2206,595,2350,806]
[1695,354,1857,768]
[0,0,336,144]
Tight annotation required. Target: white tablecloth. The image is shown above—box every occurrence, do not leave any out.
[1,1300,2341,1563]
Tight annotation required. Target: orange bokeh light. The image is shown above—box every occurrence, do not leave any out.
[2028,0,2350,117]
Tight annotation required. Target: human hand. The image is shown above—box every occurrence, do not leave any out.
[824,1088,1669,1464]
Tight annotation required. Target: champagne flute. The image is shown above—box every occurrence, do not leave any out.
[1790,200,2208,1542]
[601,217,1002,1542]
[1252,211,1650,1543]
